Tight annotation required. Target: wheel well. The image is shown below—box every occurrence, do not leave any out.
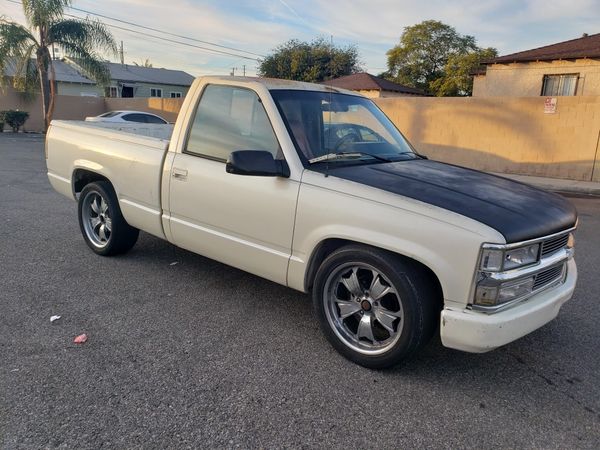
[305,239,444,310]
[72,169,111,196]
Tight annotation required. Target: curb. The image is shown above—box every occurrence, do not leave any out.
[491,172,600,197]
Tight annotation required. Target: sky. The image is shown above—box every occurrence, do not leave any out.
[2,0,600,77]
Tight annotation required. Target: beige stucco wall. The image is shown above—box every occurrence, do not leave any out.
[104,97,183,123]
[0,86,105,132]
[374,95,600,182]
[0,86,183,131]
[3,86,599,182]
[473,58,600,97]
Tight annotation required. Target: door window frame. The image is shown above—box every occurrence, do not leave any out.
[182,83,284,163]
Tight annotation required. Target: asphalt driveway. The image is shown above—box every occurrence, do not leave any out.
[1,133,599,449]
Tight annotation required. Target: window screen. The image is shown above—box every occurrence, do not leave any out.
[541,74,578,96]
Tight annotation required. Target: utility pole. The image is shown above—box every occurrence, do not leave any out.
[230,67,236,76]
[120,41,124,65]
[242,65,246,77]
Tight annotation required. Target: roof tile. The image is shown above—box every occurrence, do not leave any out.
[485,33,600,64]
[322,72,427,95]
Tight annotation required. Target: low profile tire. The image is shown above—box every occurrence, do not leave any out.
[78,181,139,256]
[312,245,439,369]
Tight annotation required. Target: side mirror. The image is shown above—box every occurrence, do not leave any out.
[226,150,290,177]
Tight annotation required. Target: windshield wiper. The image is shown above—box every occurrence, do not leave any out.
[308,151,392,164]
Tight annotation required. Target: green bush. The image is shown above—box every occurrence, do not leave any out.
[0,111,5,133]
[3,110,29,132]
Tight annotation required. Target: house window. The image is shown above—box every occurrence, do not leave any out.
[541,74,578,96]
[150,88,163,98]
[105,86,118,98]
[170,92,182,98]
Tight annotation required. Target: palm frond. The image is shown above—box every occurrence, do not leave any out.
[12,45,38,92]
[21,0,72,28]
[0,20,39,90]
[49,18,117,56]
[57,40,111,85]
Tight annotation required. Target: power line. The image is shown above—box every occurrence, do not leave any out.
[66,4,265,59]
[4,0,264,61]
[60,11,260,61]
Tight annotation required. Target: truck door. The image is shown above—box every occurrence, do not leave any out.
[167,84,300,285]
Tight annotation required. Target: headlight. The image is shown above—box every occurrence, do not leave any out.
[504,244,540,270]
[474,276,535,307]
[480,244,540,272]
[480,249,504,271]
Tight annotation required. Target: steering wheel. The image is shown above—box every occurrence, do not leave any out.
[334,133,360,151]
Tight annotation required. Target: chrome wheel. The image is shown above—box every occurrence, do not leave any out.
[324,263,404,355]
[81,191,112,248]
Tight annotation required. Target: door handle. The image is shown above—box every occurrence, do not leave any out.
[172,168,188,181]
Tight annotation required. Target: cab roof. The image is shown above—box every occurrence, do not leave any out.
[196,76,362,97]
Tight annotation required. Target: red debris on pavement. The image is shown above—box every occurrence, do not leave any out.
[73,334,88,344]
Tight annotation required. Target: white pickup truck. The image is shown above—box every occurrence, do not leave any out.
[46,76,577,368]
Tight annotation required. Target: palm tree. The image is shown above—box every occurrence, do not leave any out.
[0,1,116,130]
[133,58,153,68]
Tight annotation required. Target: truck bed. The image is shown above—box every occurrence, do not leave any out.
[46,120,171,239]
[76,121,175,141]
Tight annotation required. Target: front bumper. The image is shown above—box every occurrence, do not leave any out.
[440,258,577,353]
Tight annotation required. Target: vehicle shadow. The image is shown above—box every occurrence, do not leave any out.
[125,231,569,378]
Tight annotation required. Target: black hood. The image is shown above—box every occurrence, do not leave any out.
[321,159,577,243]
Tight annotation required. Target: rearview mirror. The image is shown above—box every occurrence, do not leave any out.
[226,151,290,177]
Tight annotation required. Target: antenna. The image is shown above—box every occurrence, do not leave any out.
[325,34,334,177]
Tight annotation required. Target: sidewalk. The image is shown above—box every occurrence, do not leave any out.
[492,172,600,197]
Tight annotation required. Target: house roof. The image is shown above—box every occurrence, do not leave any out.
[484,33,600,64]
[3,59,94,84]
[106,62,194,86]
[322,72,427,95]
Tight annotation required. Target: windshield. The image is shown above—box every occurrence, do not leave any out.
[270,90,417,164]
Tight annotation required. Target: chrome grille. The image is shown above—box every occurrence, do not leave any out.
[533,264,564,291]
[541,233,569,258]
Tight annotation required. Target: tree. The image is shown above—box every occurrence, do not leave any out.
[258,38,361,82]
[0,1,116,130]
[385,20,494,96]
[430,47,498,96]
[133,58,153,68]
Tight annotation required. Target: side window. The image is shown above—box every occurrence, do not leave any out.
[144,114,167,124]
[359,127,381,142]
[186,85,281,161]
[123,113,148,123]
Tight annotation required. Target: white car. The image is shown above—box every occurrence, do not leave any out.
[85,110,168,124]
